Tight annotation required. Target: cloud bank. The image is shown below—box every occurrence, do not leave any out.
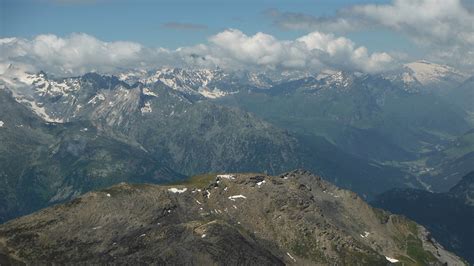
[205,30,393,72]
[0,33,171,75]
[0,30,396,76]
[266,0,474,70]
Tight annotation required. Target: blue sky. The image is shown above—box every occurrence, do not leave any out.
[2,0,400,51]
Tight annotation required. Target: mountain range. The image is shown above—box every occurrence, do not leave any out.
[0,60,472,202]
[0,60,473,262]
[0,89,185,222]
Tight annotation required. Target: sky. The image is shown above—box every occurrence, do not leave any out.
[2,0,394,48]
[1,0,473,75]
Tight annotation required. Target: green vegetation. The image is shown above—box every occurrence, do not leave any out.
[392,234,437,266]
[406,235,437,265]
[101,184,143,197]
[167,173,218,189]
[289,234,329,264]
[443,130,474,160]
[338,248,387,266]
[389,216,438,265]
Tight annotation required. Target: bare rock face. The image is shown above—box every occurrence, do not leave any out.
[0,170,466,265]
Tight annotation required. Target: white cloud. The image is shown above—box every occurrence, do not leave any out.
[266,0,474,71]
[188,29,395,73]
[0,30,396,76]
[0,33,169,75]
[350,0,472,43]
[296,32,393,72]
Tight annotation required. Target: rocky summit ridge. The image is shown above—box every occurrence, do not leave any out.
[0,170,465,265]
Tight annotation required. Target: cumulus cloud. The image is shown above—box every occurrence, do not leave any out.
[206,29,394,72]
[0,33,179,75]
[0,30,396,76]
[266,0,474,70]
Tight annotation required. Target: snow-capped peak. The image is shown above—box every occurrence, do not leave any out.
[141,67,220,95]
[125,67,240,98]
[403,60,467,86]
[0,64,38,88]
[320,71,354,88]
[117,69,148,85]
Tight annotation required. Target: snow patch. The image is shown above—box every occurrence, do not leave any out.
[87,93,106,105]
[385,256,399,263]
[324,191,340,198]
[14,96,64,123]
[228,195,247,201]
[256,180,266,187]
[402,72,416,84]
[287,252,296,262]
[218,174,235,180]
[142,87,158,97]
[141,101,152,114]
[0,121,3,127]
[168,187,187,194]
[0,67,39,89]
[198,88,229,99]
[360,231,370,238]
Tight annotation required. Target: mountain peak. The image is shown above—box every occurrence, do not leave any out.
[0,170,464,265]
[403,60,467,86]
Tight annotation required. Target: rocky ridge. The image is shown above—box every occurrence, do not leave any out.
[0,170,464,265]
